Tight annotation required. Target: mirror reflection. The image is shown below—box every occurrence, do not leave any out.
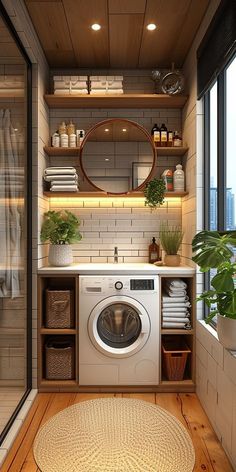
[80,119,155,194]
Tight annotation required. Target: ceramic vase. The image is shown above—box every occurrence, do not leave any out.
[217,314,236,350]
[164,254,181,267]
[48,245,73,267]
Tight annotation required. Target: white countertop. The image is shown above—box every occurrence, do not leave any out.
[38,263,195,275]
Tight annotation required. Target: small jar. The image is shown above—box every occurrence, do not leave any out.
[52,132,60,147]
[69,133,77,148]
[67,120,75,135]
[58,121,67,135]
[173,131,182,147]
[76,129,85,147]
[60,132,69,148]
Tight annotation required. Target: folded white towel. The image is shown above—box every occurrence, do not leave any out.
[162,294,189,303]
[44,174,78,182]
[51,180,79,186]
[90,81,123,89]
[162,311,190,318]
[44,167,76,176]
[90,89,123,94]
[162,302,191,308]
[50,185,78,192]
[165,290,187,297]
[162,306,189,313]
[162,322,187,328]
[165,278,187,288]
[90,75,123,81]
[163,317,190,323]
[54,89,88,95]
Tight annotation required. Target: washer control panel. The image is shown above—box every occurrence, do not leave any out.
[81,275,158,295]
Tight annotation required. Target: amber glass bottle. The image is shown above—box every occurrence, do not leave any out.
[149,237,160,263]
[160,123,168,147]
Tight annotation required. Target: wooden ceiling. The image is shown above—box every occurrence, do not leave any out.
[24,0,210,68]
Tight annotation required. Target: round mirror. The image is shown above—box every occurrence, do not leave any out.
[80,119,156,194]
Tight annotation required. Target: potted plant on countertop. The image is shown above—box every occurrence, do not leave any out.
[192,230,236,350]
[159,224,184,267]
[144,178,166,209]
[41,210,82,267]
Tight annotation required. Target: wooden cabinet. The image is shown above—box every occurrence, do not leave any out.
[38,271,195,393]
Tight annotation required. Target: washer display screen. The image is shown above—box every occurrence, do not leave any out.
[97,303,141,348]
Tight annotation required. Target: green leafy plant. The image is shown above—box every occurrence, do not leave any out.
[40,210,82,245]
[192,230,236,322]
[160,224,184,255]
[144,178,166,209]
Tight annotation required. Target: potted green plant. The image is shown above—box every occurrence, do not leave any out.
[159,224,184,266]
[41,210,82,267]
[144,178,166,209]
[192,230,236,349]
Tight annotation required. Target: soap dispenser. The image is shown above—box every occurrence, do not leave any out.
[149,237,159,263]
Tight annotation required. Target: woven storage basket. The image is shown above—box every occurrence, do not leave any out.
[45,339,74,380]
[45,289,74,328]
[162,339,191,381]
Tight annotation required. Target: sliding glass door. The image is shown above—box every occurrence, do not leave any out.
[0,5,32,442]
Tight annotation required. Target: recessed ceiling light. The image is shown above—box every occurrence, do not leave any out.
[122,128,127,132]
[91,23,101,31]
[147,23,157,31]
[104,128,109,132]
[105,158,110,161]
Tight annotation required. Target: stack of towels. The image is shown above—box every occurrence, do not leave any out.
[162,278,191,329]
[53,76,88,95]
[90,75,123,94]
[0,167,24,196]
[44,167,79,192]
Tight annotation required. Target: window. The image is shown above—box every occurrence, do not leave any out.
[204,53,236,322]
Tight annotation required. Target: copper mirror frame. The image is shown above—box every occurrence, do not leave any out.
[79,118,156,195]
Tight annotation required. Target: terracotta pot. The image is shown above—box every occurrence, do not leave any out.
[164,254,180,267]
[48,245,73,267]
[217,314,236,350]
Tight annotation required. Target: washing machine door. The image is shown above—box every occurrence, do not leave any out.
[88,296,150,358]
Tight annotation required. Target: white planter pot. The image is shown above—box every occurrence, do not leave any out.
[48,245,73,267]
[217,314,236,350]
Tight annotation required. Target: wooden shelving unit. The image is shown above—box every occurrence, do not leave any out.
[43,191,189,198]
[44,145,188,157]
[159,274,196,392]
[38,275,78,392]
[44,93,188,109]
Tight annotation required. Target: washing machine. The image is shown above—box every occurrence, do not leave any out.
[79,275,159,386]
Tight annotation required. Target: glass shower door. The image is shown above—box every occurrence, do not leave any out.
[0,8,31,440]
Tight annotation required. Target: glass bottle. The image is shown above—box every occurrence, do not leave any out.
[167,130,173,147]
[173,164,185,191]
[58,121,66,135]
[151,123,160,147]
[67,120,75,135]
[149,237,160,263]
[160,123,168,147]
[173,131,182,147]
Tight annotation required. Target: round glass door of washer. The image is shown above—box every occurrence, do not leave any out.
[88,296,150,358]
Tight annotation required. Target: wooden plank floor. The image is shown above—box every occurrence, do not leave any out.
[2,392,234,472]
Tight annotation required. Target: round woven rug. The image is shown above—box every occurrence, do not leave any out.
[33,397,195,472]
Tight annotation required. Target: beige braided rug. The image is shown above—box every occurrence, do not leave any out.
[33,397,195,472]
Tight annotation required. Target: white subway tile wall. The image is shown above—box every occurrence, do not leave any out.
[50,197,182,263]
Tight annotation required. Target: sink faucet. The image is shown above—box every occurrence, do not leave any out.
[114,246,118,263]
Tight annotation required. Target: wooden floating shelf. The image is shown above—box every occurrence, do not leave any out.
[44,93,188,109]
[44,145,188,157]
[161,379,194,386]
[161,329,194,335]
[40,328,76,335]
[40,379,77,387]
[43,191,189,198]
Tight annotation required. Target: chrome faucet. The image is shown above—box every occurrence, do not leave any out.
[114,246,118,263]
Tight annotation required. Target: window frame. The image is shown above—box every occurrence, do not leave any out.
[203,50,236,321]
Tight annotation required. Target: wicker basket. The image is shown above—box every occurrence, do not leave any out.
[162,339,191,381]
[45,339,74,380]
[45,289,74,328]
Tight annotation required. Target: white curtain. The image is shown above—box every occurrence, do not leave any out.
[0,109,24,298]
